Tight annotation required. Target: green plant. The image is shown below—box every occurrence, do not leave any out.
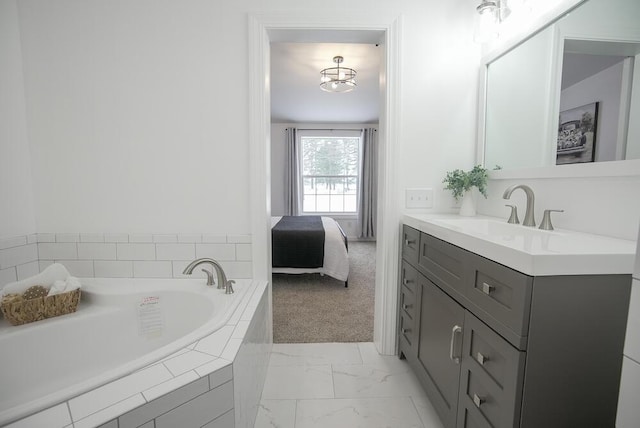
[443,165,489,201]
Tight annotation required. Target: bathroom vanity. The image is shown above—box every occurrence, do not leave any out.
[399,214,636,428]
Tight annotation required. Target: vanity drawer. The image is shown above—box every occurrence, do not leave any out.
[462,313,525,396]
[457,406,491,428]
[401,283,417,320]
[418,233,467,299]
[467,254,533,337]
[402,225,420,266]
[457,312,524,428]
[401,260,419,294]
[458,363,522,428]
[399,311,416,347]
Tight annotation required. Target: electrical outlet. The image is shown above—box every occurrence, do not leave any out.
[406,188,433,208]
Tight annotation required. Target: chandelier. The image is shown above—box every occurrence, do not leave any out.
[320,56,357,93]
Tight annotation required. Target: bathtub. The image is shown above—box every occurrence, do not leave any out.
[0,277,265,426]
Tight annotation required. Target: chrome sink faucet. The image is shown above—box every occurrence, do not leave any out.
[503,184,536,227]
[182,258,235,294]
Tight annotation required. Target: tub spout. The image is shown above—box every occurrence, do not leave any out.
[183,258,229,290]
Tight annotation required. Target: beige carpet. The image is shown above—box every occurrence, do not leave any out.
[272,241,376,343]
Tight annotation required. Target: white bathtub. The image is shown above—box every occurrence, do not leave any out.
[0,277,252,425]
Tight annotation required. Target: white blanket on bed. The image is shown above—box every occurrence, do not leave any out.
[271,216,349,282]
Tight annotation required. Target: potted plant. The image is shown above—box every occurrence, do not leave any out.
[443,165,488,216]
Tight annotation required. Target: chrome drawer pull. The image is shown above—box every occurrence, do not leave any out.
[404,239,416,246]
[449,325,463,364]
[402,303,412,310]
[476,352,489,365]
[481,282,494,295]
[403,278,413,286]
[473,394,484,408]
[401,328,411,334]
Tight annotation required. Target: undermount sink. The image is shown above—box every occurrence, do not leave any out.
[403,213,636,276]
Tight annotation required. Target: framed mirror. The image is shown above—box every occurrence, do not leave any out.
[478,0,640,178]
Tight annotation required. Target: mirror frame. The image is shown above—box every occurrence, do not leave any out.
[476,0,640,179]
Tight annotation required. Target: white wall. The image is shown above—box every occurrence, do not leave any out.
[12,0,481,238]
[18,0,254,234]
[477,176,640,240]
[560,61,625,163]
[0,0,36,239]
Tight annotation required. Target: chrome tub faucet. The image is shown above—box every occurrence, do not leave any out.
[182,258,235,294]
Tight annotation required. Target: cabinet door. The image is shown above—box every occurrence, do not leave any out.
[417,275,465,428]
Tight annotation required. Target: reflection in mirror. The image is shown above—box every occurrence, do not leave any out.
[559,40,637,164]
[482,0,640,172]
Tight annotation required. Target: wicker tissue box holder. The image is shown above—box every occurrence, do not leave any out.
[1,288,81,326]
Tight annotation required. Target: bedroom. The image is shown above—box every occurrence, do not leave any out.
[269,41,380,343]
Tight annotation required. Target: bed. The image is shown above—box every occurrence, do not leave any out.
[271,216,349,286]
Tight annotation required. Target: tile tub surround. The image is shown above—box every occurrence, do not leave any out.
[255,343,444,428]
[0,233,253,288]
[5,280,271,428]
[0,234,39,287]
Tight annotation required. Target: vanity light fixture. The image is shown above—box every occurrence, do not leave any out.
[320,56,357,93]
[474,0,515,43]
[474,0,500,42]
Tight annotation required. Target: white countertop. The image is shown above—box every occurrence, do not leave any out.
[403,213,637,276]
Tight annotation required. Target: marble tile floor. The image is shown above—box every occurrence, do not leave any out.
[254,342,445,428]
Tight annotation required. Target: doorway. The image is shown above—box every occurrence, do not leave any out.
[248,14,402,355]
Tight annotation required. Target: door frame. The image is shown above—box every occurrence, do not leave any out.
[248,12,402,354]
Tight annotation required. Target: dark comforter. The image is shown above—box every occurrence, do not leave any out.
[272,216,325,268]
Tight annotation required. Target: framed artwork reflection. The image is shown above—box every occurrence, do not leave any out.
[556,102,599,165]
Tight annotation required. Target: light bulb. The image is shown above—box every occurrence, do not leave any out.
[339,71,346,80]
[331,82,338,89]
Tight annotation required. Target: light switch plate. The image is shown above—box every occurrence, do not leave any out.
[406,188,433,208]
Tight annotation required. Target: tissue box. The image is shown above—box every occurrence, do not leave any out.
[0,288,81,326]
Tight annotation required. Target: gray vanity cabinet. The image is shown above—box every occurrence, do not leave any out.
[398,224,630,428]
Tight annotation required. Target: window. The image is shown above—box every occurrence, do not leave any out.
[300,135,360,214]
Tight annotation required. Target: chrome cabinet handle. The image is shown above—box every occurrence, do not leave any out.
[449,325,463,364]
[476,352,488,365]
[473,394,484,408]
[404,238,416,246]
[402,303,412,310]
[403,278,413,286]
[481,282,494,295]
[401,328,411,334]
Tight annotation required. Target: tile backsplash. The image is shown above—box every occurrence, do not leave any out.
[0,233,253,288]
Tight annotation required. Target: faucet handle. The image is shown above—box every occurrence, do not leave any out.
[201,268,215,286]
[539,209,564,231]
[225,280,235,294]
[505,205,520,224]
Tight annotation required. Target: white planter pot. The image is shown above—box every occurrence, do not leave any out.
[459,191,476,217]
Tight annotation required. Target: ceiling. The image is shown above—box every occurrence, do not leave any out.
[561,53,626,89]
[270,42,381,124]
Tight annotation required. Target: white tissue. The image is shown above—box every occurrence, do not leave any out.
[1,263,71,297]
[47,276,81,296]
